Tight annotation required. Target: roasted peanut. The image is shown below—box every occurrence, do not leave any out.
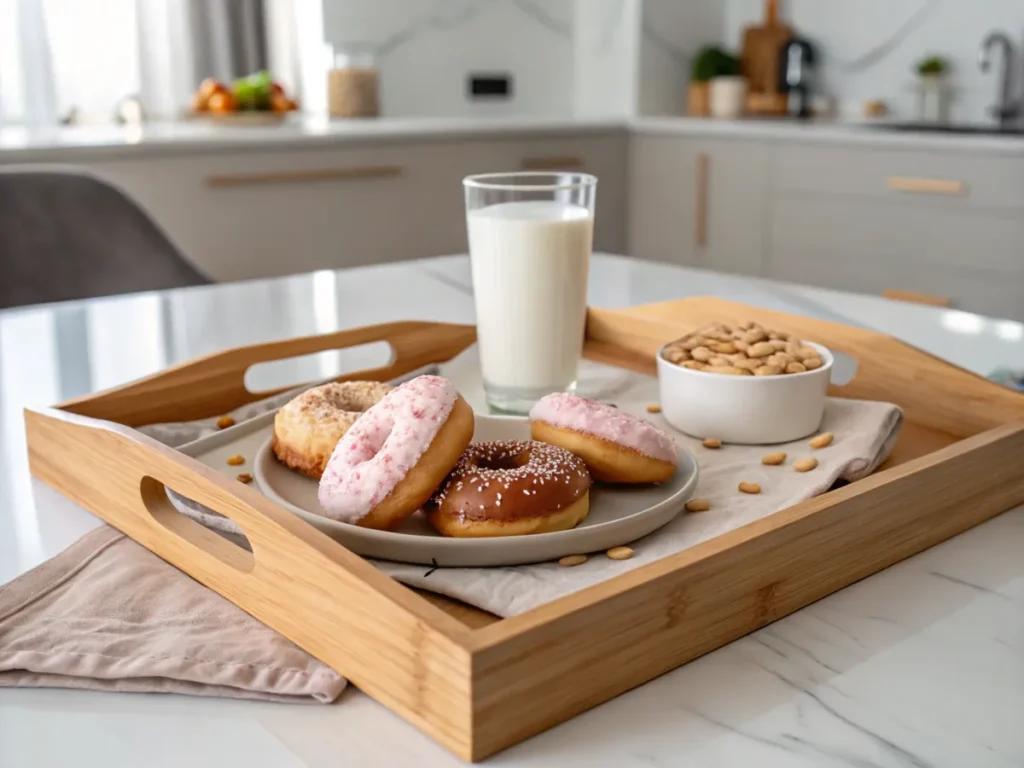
[738,482,762,494]
[734,357,761,371]
[785,362,808,374]
[685,498,711,512]
[682,336,706,350]
[803,356,824,370]
[761,452,787,465]
[606,546,635,561]
[703,437,722,449]
[794,346,820,361]
[755,364,782,376]
[708,356,733,367]
[681,360,706,370]
[706,366,752,376]
[794,458,819,472]
[646,404,662,414]
[236,472,253,483]
[691,346,713,362]
[742,328,767,344]
[810,432,834,449]
[712,342,737,354]
[216,416,236,430]
[226,454,245,466]
[559,554,588,567]
[770,339,789,351]
[747,341,776,358]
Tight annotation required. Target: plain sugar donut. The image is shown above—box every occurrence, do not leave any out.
[272,381,392,479]
[318,375,474,529]
[426,440,591,538]
[529,393,678,484]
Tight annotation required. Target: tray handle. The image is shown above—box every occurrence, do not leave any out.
[58,320,477,427]
[24,405,475,752]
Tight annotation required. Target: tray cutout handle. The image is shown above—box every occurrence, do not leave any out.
[243,340,393,395]
[57,321,478,426]
[140,475,255,574]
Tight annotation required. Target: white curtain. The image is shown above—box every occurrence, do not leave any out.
[0,0,308,127]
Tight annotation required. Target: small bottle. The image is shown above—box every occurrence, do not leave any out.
[327,47,380,118]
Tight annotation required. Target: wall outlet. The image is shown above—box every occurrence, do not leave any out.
[468,73,513,100]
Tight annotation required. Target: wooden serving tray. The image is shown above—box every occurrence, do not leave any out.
[24,301,1024,762]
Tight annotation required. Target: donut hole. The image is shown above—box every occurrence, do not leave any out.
[470,446,530,472]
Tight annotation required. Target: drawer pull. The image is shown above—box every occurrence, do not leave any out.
[886,176,966,196]
[695,152,709,248]
[206,165,404,188]
[520,156,584,170]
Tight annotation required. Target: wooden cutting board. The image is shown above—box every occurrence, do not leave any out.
[741,0,792,97]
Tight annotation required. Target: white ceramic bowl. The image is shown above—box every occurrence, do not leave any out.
[655,340,833,445]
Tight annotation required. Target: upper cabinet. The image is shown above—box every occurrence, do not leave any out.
[628,134,768,276]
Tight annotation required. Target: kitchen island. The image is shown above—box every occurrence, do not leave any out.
[1,254,1021,768]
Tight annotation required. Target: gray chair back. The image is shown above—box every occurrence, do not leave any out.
[0,168,209,309]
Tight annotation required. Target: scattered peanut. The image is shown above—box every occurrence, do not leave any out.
[738,482,762,494]
[661,322,827,377]
[794,458,819,472]
[761,452,787,465]
[559,554,588,567]
[685,498,711,512]
[646,404,662,413]
[226,454,245,466]
[702,437,722,449]
[606,546,635,561]
[810,432,834,449]
[216,416,236,430]
[236,472,253,484]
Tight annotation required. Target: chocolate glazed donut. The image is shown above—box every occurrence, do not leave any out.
[426,440,592,538]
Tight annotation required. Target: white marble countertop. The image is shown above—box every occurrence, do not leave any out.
[1,254,1022,767]
[1,114,1021,163]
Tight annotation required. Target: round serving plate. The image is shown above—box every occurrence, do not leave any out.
[252,414,698,567]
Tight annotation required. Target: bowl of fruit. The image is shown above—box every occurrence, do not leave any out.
[191,70,299,123]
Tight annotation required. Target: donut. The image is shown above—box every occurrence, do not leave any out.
[426,440,591,538]
[529,393,678,484]
[318,375,474,530]
[272,381,391,479]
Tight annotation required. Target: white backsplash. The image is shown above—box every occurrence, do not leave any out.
[321,0,575,117]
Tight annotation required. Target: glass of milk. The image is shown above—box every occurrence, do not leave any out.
[464,172,597,414]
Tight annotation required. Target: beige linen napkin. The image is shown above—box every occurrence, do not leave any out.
[383,397,903,616]
[0,526,345,703]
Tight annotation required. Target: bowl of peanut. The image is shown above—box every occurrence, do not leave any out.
[656,321,833,444]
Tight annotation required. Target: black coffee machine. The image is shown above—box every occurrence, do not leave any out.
[779,37,816,118]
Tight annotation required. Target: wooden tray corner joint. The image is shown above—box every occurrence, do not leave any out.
[23,301,1024,762]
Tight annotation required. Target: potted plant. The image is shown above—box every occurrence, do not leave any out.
[707,49,745,119]
[915,55,950,123]
[689,47,743,117]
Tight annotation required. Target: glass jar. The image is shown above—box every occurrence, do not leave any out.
[327,47,380,118]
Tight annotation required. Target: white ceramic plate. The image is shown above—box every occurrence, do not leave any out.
[253,414,698,567]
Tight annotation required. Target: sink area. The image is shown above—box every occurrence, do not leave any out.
[873,122,1024,136]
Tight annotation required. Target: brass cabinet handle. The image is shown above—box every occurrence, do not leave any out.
[695,152,709,248]
[520,156,584,170]
[206,165,404,188]
[886,176,966,196]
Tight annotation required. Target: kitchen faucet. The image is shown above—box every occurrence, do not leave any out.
[978,31,1019,127]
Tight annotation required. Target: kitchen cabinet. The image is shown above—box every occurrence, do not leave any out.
[628,134,768,276]
[767,144,1024,320]
[76,131,627,282]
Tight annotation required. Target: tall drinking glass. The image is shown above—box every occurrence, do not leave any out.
[464,172,597,414]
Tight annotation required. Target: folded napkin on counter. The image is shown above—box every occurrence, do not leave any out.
[0,526,346,703]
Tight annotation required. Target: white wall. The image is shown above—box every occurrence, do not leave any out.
[574,0,640,117]
[639,0,724,116]
[725,0,1024,122]
[321,0,575,118]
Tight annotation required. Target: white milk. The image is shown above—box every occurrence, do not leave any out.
[467,200,593,407]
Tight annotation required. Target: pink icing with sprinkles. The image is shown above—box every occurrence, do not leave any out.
[529,393,678,465]
[318,375,457,524]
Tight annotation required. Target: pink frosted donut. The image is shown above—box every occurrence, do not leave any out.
[318,375,474,529]
[529,393,678,484]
